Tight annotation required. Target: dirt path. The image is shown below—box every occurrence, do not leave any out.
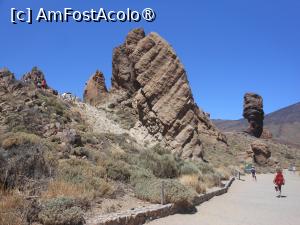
[148,171,300,225]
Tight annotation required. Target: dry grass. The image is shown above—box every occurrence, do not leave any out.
[0,188,27,225]
[1,132,41,150]
[216,167,231,180]
[41,180,92,200]
[179,174,206,194]
[57,159,115,198]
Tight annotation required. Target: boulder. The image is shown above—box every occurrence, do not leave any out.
[57,129,82,147]
[243,93,265,138]
[260,128,273,139]
[83,70,108,106]
[251,141,271,165]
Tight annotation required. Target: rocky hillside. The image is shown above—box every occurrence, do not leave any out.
[213,102,300,147]
[84,28,227,159]
[1,29,299,225]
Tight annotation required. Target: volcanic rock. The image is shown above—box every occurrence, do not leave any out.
[109,28,227,158]
[251,140,271,165]
[0,68,15,84]
[22,67,46,86]
[83,70,108,106]
[243,93,264,138]
[261,128,273,139]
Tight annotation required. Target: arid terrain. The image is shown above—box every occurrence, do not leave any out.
[0,28,299,225]
[213,102,300,148]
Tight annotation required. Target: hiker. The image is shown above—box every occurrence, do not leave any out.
[251,166,257,181]
[274,168,285,197]
[37,80,42,88]
[292,165,296,174]
[34,77,38,87]
[41,79,47,89]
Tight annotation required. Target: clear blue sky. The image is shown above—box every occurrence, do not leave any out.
[1,0,299,119]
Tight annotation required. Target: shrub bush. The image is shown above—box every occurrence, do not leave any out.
[133,178,197,211]
[138,150,179,178]
[0,189,27,225]
[130,167,155,187]
[38,197,85,225]
[1,132,41,150]
[196,161,215,174]
[58,159,113,198]
[105,160,131,182]
[179,174,206,194]
[179,161,200,175]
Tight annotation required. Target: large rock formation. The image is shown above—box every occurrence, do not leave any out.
[86,28,227,159]
[251,141,271,165]
[243,93,264,138]
[83,70,108,106]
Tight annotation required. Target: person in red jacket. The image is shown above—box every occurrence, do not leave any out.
[273,168,285,197]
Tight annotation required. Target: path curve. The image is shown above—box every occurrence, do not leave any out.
[148,171,300,225]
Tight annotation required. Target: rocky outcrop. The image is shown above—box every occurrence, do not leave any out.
[251,141,271,165]
[22,67,47,86]
[0,68,15,84]
[243,93,264,138]
[84,70,108,106]
[106,28,226,159]
[261,128,273,139]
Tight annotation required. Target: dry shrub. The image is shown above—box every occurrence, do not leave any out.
[57,159,114,198]
[133,178,197,212]
[38,197,84,225]
[1,132,41,150]
[179,175,206,194]
[0,189,27,225]
[216,167,231,180]
[203,173,221,188]
[42,180,91,200]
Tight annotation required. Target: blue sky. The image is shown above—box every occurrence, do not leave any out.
[1,0,299,119]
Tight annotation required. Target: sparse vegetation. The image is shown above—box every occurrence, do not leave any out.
[57,159,114,198]
[1,132,41,150]
[0,188,27,225]
[179,174,207,194]
[38,197,85,225]
[133,178,197,211]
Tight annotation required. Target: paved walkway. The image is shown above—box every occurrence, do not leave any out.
[148,172,300,225]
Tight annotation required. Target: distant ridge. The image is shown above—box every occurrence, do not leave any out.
[213,102,300,147]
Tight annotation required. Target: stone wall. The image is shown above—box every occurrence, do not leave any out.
[86,177,235,225]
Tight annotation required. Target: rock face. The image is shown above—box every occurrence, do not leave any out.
[107,28,226,159]
[22,67,47,86]
[83,70,108,106]
[243,93,264,138]
[251,141,271,165]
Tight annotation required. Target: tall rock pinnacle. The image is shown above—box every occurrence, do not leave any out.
[83,70,108,106]
[243,93,264,138]
[111,28,227,158]
[83,28,227,159]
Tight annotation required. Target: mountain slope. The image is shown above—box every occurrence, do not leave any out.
[213,102,300,147]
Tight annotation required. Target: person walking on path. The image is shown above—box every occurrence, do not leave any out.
[292,165,296,174]
[274,168,285,197]
[251,166,257,181]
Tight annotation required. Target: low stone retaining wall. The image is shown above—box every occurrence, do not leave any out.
[86,177,235,225]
